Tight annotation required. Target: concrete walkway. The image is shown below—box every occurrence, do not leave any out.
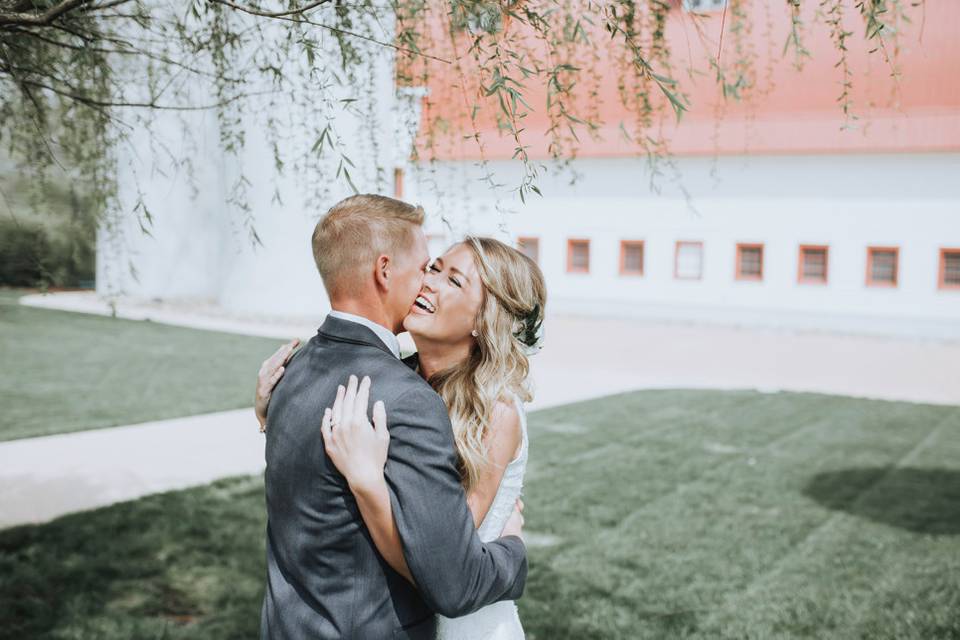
[0,409,260,529]
[3,292,958,530]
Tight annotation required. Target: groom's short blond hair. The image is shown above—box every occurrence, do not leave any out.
[312,194,425,295]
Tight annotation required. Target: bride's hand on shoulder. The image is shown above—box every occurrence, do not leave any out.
[255,338,300,432]
[320,375,390,491]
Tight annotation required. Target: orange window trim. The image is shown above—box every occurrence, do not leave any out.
[393,168,404,199]
[674,240,703,280]
[567,238,590,274]
[797,244,830,285]
[866,246,900,288]
[939,248,960,290]
[620,240,645,276]
[735,243,764,281]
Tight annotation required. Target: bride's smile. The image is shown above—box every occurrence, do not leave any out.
[403,245,485,347]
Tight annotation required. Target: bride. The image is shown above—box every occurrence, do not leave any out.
[256,236,546,639]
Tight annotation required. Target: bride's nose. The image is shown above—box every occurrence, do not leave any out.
[422,271,439,291]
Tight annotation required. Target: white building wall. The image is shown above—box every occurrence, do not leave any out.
[409,153,960,339]
[97,14,403,320]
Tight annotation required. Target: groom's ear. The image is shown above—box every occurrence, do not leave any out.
[374,254,391,290]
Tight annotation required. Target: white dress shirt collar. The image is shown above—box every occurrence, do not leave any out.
[328,310,401,359]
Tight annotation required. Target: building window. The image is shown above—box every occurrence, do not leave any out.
[940,249,960,290]
[620,241,644,276]
[393,168,404,199]
[567,239,590,274]
[866,247,899,287]
[674,241,703,280]
[736,243,764,281]
[517,237,539,264]
[798,245,829,285]
[683,0,726,11]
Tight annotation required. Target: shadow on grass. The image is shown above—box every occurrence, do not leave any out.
[803,467,960,535]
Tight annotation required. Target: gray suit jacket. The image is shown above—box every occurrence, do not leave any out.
[260,315,528,639]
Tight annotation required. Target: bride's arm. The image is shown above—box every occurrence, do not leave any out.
[322,380,523,585]
[321,377,415,583]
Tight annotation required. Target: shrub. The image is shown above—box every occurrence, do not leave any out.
[0,218,95,288]
[0,218,50,287]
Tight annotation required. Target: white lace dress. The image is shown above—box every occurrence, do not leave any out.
[435,395,529,640]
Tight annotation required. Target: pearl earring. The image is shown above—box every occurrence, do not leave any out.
[471,330,479,337]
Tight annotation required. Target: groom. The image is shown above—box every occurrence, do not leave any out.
[260,194,528,639]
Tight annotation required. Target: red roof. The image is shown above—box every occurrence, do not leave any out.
[406,1,960,160]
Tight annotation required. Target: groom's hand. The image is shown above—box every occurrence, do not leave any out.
[501,498,525,541]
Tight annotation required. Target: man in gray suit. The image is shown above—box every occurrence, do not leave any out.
[260,194,528,639]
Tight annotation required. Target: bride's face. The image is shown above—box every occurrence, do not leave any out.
[403,243,483,345]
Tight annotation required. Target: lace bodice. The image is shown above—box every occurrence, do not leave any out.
[476,394,529,543]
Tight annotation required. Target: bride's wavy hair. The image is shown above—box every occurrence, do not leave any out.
[426,236,546,492]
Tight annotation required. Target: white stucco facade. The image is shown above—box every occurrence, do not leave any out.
[409,152,960,339]
[97,17,407,320]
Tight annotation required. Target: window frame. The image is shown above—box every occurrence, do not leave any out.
[393,167,404,199]
[566,238,591,274]
[735,242,765,282]
[865,246,900,288]
[619,240,645,276]
[797,244,830,285]
[939,248,960,291]
[516,236,540,265]
[673,240,703,281]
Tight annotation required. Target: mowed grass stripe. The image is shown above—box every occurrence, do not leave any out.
[0,293,286,440]
[846,444,960,639]
[844,411,960,639]
[519,396,955,639]
[691,407,960,639]
[525,392,869,537]
[522,398,886,636]
[623,401,941,609]
[527,390,762,467]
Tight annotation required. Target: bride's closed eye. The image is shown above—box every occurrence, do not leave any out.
[427,262,461,287]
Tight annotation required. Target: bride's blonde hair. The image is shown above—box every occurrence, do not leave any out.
[426,236,546,492]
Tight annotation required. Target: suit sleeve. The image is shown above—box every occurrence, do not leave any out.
[382,384,528,617]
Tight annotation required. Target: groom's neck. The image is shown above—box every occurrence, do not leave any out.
[329,296,398,335]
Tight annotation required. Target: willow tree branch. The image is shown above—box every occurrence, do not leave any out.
[0,0,96,28]
[210,0,452,64]
[19,76,275,110]
[206,0,332,19]
[79,0,136,11]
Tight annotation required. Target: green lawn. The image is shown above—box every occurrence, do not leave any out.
[1,390,957,639]
[0,289,290,440]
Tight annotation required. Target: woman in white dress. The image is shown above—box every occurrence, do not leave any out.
[256,236,546,640]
